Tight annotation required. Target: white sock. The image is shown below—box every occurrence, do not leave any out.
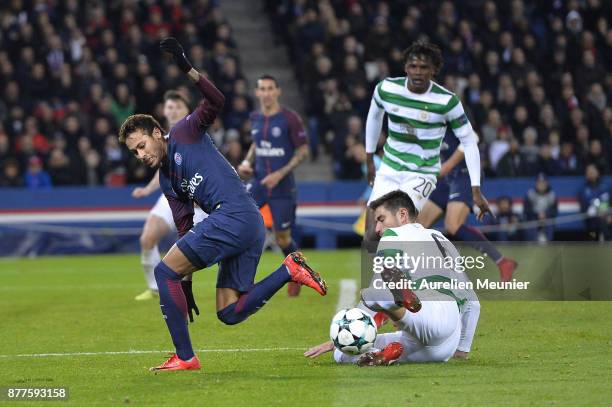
[141,247,161,291]
[395,310,413,332]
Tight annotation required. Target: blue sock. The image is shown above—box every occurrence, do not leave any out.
[453,225,503,262]
[154,262,194,361]
[281,239,298,257]
[217,265,291,325]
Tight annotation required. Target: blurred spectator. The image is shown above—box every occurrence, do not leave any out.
[0,159,24,187]
[537,144,561,176]
[584,139,610,174]
[489,196,521,241]
[578,164,611,241]
[497,139,526,177]
[523,174,558,242]
[559,141,582,175]
[24,156,52,189]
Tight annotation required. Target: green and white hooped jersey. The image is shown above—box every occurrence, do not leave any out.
[376,223,477,310]
[373,77,474,175]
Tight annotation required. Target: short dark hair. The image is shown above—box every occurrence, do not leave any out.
[402,41,443,74]
[369,190,417,219]
[163,90,191,110]
[118,114,165,143]
[256,74,279,88]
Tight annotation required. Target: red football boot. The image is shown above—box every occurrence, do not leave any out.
[283,252,327,296]
[358,342,404,367]
[149,353,201,372]
[381,267,421,313]
[497,257,518,282]
[373,312,389,328]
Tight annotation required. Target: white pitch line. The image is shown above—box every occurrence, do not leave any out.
[0,347,305,358]
[336,279,358,311]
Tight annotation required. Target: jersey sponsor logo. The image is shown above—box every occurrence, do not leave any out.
[399,123,416,135]
[174,152,183,166]
[181,173,204,199]
[256,140,285,157]
[271,126,282,137]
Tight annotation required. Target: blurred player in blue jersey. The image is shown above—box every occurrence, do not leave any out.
[417,131,517,282]
[238,75,309,297]
[119,38,327,372]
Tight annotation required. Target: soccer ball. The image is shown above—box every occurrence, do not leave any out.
[329,308,377,355]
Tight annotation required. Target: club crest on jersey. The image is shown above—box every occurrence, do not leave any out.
[174,152,182,166]
[420,111,429,121]
[271,126,282,137]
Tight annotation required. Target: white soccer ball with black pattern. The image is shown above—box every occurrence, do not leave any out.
[329,308,377,355]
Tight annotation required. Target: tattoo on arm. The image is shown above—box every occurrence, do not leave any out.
[279,145,309,177]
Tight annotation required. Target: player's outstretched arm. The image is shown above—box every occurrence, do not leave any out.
[238,143,255,178]
[365,98,385,186]
[160,37,225,131]
[439,147,465,179]
[304,341,334,358]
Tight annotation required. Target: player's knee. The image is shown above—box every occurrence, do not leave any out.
[216,306,245,325]
[140,233,156,251]
[153,261,179,283]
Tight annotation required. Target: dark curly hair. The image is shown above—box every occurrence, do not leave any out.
[369,190,417,219]
[118,114,165,143]
[402,41,444,74]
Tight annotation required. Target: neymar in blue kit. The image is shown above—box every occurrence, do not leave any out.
[119,38,327,372]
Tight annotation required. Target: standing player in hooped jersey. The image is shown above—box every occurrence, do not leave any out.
[119,38,327,372]
[364,41,492,242]
[418,131,518,282]
[238,75,309,297]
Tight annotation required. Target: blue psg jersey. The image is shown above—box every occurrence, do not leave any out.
[159,75,258,237]
[249,107,307,196]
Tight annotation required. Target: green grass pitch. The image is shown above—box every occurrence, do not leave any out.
[0,250,611,406]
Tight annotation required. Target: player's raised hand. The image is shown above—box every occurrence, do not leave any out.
[304,341,335,358]
[160,37,192,73]
[261,171,283,189]
[472,187,494,221]
[366,155,376,186]
[238,160,254,178]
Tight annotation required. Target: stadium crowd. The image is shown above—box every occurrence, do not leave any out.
[0,0,252,188]
[265,0,611,180]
